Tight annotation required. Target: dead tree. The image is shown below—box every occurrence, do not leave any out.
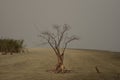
[38,24,79,73]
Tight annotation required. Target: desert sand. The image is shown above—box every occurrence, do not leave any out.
[0,48,120,80]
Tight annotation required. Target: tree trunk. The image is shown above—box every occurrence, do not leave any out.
[55,55,65,73]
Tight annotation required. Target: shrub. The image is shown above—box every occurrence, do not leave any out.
[0,38,24,55]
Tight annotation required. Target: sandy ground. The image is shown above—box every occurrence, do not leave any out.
[0,48,120,80]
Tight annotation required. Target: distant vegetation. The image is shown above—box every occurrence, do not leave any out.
[0,38,25,55]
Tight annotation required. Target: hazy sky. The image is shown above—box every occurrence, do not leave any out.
[0,0,120,52]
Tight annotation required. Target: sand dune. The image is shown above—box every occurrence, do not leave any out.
[0,48,120,80]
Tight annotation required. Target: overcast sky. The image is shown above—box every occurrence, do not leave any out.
[0,0,120,52]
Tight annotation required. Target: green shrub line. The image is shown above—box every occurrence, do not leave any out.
[0,38,24,55]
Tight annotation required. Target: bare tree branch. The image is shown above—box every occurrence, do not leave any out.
[38,33,59,56]
[53,24,60,41]
[61,35,79,56]
[57,24,70,47]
